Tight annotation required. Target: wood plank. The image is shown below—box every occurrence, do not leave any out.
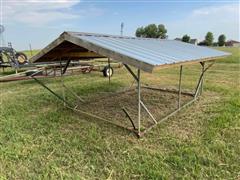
[45,51,105,58]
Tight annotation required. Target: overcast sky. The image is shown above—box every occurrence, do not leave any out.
[1,0,239,50]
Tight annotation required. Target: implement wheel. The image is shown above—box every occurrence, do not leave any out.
[103,66,113,77]
[16,52,28,64]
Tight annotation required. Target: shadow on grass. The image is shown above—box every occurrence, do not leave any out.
[17,79,133,137]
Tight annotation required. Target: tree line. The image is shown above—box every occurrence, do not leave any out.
[136,24,167,39]
[135,23,227,46]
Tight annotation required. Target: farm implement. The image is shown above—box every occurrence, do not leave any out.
[0,42,121,83]
[0,44,29,71]
[0,60,122,82]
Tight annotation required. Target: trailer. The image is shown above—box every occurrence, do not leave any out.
[0,60,122,82]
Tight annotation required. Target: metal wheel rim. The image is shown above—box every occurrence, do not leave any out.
[106,68,112,76]
[18,55,26,63]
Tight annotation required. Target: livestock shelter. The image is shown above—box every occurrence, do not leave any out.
[30,31,230,137]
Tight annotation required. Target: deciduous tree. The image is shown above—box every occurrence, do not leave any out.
[135,24,167,39]
[182,34,190,43]
[218,34,226,46]
[205,32,214,46]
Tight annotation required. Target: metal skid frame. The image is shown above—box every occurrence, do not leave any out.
[31,59,214,138]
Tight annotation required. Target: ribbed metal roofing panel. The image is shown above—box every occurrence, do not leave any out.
[71,32,230,66]
[31,32,231,73]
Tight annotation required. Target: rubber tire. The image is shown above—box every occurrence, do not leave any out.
[15,52,28,65]
[103,66,114,77]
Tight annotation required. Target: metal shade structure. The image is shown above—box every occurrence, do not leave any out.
[30,31,231,137]
[31,31,230,72]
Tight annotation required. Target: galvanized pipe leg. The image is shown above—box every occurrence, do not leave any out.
[194,64,204,99]
[194,62,209,99]
[60,62,66,107]
[108,58,111,84]
[140,101,157,124]
[178,65,183,109]
[137,69,141,136]
[200,62,205,95]
[122,107,136,130]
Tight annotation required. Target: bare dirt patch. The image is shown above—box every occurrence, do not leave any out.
[76,87,193,130]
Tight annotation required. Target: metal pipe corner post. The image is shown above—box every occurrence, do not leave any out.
[108,58,111,84]
[60,61,66,107]
[137,69,141,137]
[194,61,214,99]
[178,65,183,109]
[200,62,205,95]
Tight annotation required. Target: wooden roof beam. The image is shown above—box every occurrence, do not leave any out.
[45,51,105,58]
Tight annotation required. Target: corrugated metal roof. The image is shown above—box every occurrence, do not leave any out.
[31,31,230,73]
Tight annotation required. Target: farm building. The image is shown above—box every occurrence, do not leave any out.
[189,39,198,45]
[174,38,198,45]
[225,40,240,47]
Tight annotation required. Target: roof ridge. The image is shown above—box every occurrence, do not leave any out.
[65,31,169,41]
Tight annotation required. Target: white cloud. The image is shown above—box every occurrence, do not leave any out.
[16,11,78,25]
[167,4,239,41]
[5,0,80,11]
[2,0,103,26]
[192,4,236,16]
[191,4,238,24]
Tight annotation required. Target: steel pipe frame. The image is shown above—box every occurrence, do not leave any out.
[124,64,159,137]
[31,73,138,135]
[194,61,213,99]
[31,60,214,138]
[30,61,140,136]
[178,65,183,109]
[60,62,66,107]
[137,69,141,135]
[61,61,138,135]
[200,62,205,95]
[124,62,214,137]
[108,58,111,84]
[141,85,194,97]
[138,61,214,137]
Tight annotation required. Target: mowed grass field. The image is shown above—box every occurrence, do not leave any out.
[0,47,239,179]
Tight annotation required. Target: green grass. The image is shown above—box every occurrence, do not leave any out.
[0,47,239,179]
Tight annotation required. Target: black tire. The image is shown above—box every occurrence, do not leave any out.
[103,66,114,77]
[15,52,28,64]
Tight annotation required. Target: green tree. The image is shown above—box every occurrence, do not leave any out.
[144,24,158,38]
[182,34,190,43]
[205,32,214,46]
[135,24,167,39]
[135,27,145,38]
[157,24,167,39]
[218,34,226,46]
